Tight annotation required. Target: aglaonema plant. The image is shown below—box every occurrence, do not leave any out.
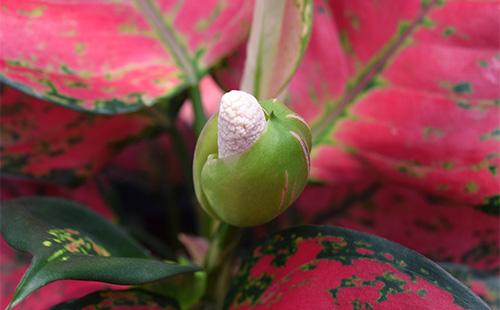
[0,0,497,309]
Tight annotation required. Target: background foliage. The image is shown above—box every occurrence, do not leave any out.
[1,0,498,309]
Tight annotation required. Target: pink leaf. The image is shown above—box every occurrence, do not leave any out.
[1,178,114,219]
[1,85,151,181]
[288,0,499,206]
[226,226,488,309]
[0,0,253,113]
[296,185,499,274]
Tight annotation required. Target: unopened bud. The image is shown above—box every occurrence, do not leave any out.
[193,91,311,227]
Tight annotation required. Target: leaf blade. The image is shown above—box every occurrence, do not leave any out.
[287,0,499,207]
[226,225,489,309]
[240,0,312,99]
[0,0,253,113]
[0,85,154,182]
[1,197,199,308]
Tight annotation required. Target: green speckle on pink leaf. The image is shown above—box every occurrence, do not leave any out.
[465,182,479,194]
[453,82,473,94]
[442,26,456,37]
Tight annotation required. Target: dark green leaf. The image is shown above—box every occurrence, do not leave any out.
[1,197,199,309]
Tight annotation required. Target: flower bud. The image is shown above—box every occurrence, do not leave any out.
[193,91,311,227]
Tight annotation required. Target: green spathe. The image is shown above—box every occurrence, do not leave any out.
[193,99,311,227]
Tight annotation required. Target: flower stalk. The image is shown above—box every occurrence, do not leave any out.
[202,222,242,308]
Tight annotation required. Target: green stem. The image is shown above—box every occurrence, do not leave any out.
[196,206,213,240]
[203,222,242,308]
[189,84,207,136]
[168,124,193,180]
[145,105,204,244]
[187,83,211,237]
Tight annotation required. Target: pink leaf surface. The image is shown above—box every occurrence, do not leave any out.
[1,177,114,219]
[226,226,489,309]
[296,185,499,274]
[0,85,152,182]
[285,0,500,207]
[0,0,253,113]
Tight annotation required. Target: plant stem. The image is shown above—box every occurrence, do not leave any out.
[203,221,242,308]
[189,84,207,136]
[186,83,211,237]
[168,124,193,180]
[196,207,213,239]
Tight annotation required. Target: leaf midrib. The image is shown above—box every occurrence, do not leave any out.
[311,0,441,145]
[134,0,199,85]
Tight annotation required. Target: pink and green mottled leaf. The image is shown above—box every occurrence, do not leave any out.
[225,225,489,309]
[0,85,155,182]
[295,185,499,274]
[1,197,199,309]
[240,0,312,100]
[51,289,180,310]
[0,0,253,113]
[286,0,500,207]
[213,0,499,206]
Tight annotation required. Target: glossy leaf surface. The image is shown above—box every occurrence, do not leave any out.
[51,289,180,310]
[0,85,153,182]
[213,0,499,208]
[1,197,199,309]
[287,0,500,207]
[226,226,488,309]
[0,0,253,113]
[0,237,124,310]
[297,185,499,274]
